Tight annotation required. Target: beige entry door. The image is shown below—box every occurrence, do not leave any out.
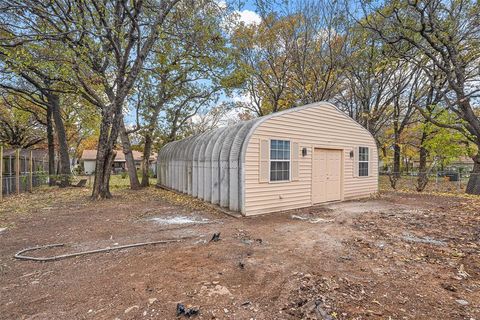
[312,149,342,203]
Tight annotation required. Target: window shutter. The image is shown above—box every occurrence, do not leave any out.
[259,139,269,183]
[368,147,373,177]
[353,146,359,177]
[291,142,299,181]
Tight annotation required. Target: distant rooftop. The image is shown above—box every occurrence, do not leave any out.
[81,149,156,162]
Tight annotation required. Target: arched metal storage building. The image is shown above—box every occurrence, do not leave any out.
[157,102,378,215]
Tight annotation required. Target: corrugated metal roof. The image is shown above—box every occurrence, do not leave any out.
[157,117,259,213]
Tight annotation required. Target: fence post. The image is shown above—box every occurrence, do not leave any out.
[29,150,33,192]
[0,145,3,202]
[16,148,20,195]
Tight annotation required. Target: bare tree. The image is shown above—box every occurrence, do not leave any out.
[289,0,350,104]
[231,13,295,116]
[0,0,182,198]
[335,36,398,143]
[361,0,480,194]
[387,65,421,188]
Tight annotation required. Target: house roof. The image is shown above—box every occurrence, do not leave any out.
[81,149,156,162]
[451,156,474,165]
[412,156,474,165]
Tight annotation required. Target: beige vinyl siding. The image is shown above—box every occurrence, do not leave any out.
[244,103,378,215]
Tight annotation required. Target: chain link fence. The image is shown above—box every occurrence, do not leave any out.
[379,171,478,194]
[1,172,94,198]
[0,147,96,199]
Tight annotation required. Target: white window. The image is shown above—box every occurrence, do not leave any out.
[359,147,369,176]
[270,139,290,181]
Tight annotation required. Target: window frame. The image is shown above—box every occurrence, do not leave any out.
[358,146,369,177]
[269,139,291,183]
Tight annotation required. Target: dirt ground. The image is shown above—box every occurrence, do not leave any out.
[0,186,479,320]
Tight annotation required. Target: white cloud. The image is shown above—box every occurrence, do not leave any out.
[215,0,227,9]
[232,92,252,103]
[234,10,261,26]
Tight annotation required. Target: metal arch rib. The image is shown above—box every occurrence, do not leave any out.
[177,136,195,194]
[161,141,175,188]
[184,135,199,195]
[218,123,244,208]
[211,126,232,205]
[197,129,219,200]
[204,127,229,202]
[191,131,211,197]
[228,119,257,212]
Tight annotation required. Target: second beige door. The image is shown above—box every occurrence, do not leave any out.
[312,149,342,203]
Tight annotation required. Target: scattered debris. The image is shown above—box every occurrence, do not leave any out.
[241,239,253,245]
[457,264,471,279]
[441,283,457,292]
[148,298,157,305]
[291,215,334,223]
[291,215,310,221]
[149,216,210,225]
[210,232,221,242]
[315,299,334,320]
[455,299,469,306]
[176,303,199,317]
[241,301,251,307]
[401,233,447,246]
[124,305,139,314]
[200,284,232,297]
[240,237,263,245]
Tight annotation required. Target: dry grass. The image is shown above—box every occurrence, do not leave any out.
[2,175,478,228]
[0,175,217,227]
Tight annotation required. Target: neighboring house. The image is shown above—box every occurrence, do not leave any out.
[80,150,157,175]
[411,156,474,172]
[447,156,475,172]
[157,102,378,216]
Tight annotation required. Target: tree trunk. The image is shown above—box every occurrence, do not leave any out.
[141,133,153,187]
[389,142,401,189]
[393,143,401,177]
[91,103,125,199]
[466,152,480,195]
[46,104,56,186]
[416,133,429,192]
[141,104,162,187]
[120,119,140,190]
[381,146,388,172]
[49,94,71,187]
